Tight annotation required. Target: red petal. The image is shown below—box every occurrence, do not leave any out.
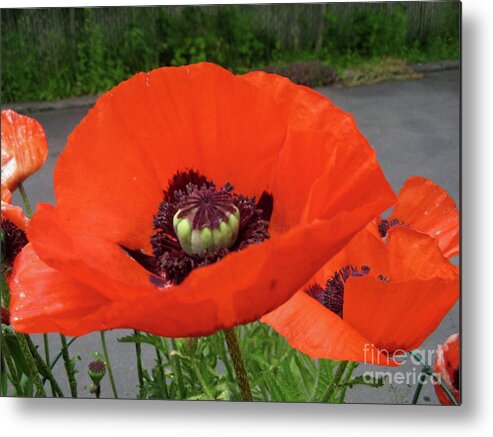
[1,110,48,191]
[343,228,459,351]
[1,201,28,232]
[262,291,395,365]
[1,184,12,203]
[344,276,458,352]
[391,176,459,258]
[9,244,112,335]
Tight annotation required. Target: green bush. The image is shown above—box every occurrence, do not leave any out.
[1,3,460,103]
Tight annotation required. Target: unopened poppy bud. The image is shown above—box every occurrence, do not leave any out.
[88,359,106,385]
[173,206,240,256]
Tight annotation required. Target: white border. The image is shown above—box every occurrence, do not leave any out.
[2,1,492,436]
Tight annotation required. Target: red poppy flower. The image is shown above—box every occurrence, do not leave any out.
[262,226,459,365]
[2,183,29,270]
[376,176,459,258]
[9,63,395,338]
[433,333,460,405]
[1,109,48,191]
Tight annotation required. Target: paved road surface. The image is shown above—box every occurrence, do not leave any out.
[9,70,460,403]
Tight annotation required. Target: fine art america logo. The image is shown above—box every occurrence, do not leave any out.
[362,344,442,386]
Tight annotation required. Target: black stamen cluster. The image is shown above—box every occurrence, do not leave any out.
[306,265,370,318]
[147,170,273,285]
[1,219,28,271]
[378,218,404,238]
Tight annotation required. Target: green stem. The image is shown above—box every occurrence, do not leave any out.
[43,334,51,367]
[16,333,45,397]
[155,346,168,399]
[42,333,55,396]
[1,334,22,395]
[321,360,348,403]
[190,359,215,400]
[48,336,77,371]
[409,351,459,406]
[411,370,426,404]
[100,331,118,398]
[171,339,185,399]
[224,327,253,401]
[60,334,77,397]
[133,330,144,390]
[25,335,63,397]
[18,183,33,217]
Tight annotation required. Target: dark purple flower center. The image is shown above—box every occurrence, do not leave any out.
[378,218,405,238]
[1,219,28,270]
[306,265,390,318]
[124,170,273,286]
[306,265,370,318]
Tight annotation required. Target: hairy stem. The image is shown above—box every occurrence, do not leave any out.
[224,327,252,401]
[133,330,144,390]
[60,334,77,397]
[155,345,168,399]
[25,335,63,397]
[16,333,46,397]
[1,334,22,395]
[171,339,185,398]
[100,331,118,398]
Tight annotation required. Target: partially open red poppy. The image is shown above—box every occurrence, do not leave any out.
[376,176,459,258]
[262,226,459,365]
[1,184,28,232]
[9,63,395,338]
[1,183,29,270]
[434,333,460,405]
[1,109,48,191]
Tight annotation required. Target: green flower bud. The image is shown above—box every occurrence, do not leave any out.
[173,206,240,256]
[88,359,106,385]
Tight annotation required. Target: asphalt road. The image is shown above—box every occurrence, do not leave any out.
[9,70,460,403]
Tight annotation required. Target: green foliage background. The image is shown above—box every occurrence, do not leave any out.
[1,2,460,103]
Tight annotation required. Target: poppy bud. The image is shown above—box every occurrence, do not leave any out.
[88,359,106,385]
[173,206,240,256]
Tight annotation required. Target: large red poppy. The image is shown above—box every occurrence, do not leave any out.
[9,63,395,338]
[1,109,48,191]
[262,226,459,365]
[433,333,460,405]
[377,176,459,258]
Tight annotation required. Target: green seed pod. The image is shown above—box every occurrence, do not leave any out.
[173,206,240,256]
[88,359,106,385]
